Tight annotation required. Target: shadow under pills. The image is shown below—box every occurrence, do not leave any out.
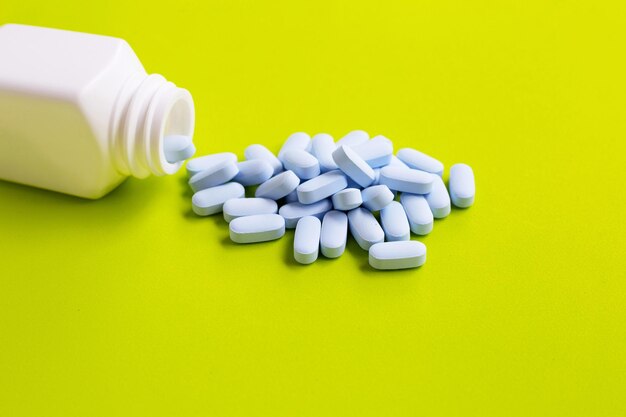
[0,176,163,234]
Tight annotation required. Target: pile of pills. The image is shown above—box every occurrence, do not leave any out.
[179,131,475,270]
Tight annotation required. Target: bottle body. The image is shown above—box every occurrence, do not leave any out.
[0,24,194,198]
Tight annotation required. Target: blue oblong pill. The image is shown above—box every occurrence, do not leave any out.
[361,184,394,211]
[255,170,300,200]
[188,159,239,192]
[400,193,433,235]
[222,197,278,223]
[332,145,375,188]
[297,170,348,204]
[186,152,238,177]
[294,216,321,264]
[331,188,362,211]
[380,201,410,241]
[244,144,283,176]
[397,148,444,176]
[347,207,384,250]
[449,163,475,208]
[229,214,285,243]
[311,133,338,172]
[369,241,426,270]
[320,210,348,258]
[425,175,451,218]
[278,132,311,162]
[279,199,332,228]
[192,182,245,216]
[233,159,274,186]
[379,166,434,194]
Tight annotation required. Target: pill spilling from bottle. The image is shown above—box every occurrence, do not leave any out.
[181,131,475,270]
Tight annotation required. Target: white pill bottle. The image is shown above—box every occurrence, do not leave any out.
[0,24,194,198]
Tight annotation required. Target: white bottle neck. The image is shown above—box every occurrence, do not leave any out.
[111,73,195,178]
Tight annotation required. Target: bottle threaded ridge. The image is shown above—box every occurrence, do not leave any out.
[113,73,194,178]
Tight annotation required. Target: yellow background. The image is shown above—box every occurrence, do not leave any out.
[1,1,625,416]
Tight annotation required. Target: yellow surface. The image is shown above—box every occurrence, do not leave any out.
[1,1,625,416]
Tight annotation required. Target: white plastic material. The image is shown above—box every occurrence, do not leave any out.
[0,24,195,198]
